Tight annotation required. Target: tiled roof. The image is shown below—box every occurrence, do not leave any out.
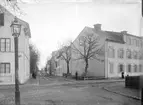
[105,31,125,44]
[73,25,126,45]
[84,27,125,44]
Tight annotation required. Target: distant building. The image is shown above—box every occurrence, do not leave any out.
[56,24,143,78]
[0,5,31,84]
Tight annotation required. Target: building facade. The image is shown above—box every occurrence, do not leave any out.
[106,31,143,78]
[0,5,31,84]
[56,24,143,78]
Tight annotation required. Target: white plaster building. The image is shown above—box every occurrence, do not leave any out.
[106,31,143,78]
[56,24,143,78]
[0,5,31,84]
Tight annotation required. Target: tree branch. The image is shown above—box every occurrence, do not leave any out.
[72,42,85,58]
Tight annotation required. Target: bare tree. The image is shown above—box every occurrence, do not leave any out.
[29,43,40,78]
[0,0,24,16]
[47,59,53,76]
[58,45,72,75]
[0,0,38,17]
[72,33,104,77]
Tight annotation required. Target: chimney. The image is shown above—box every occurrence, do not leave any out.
[93,24,101,31]
[121,31,127,35]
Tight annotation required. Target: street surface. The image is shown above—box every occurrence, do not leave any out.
[0,76,141,105]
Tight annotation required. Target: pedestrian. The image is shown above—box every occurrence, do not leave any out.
[121,71,124,79]
[32,72,36,79]
[75,71,78,80]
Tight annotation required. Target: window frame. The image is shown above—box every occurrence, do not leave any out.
[118,64,124,73]
[127,37,131,45]
[134,64,137,72]
[126,49,131,59]
[0,63,11,74]
[139,64,142,72]
[109,62,114,74]
[127,64,131,73]
[133,50,138,59]
[118,48,124,58]
[0,38,11,52]
[108,46,115,58]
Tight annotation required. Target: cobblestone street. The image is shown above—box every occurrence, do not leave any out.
[0,77,141,105]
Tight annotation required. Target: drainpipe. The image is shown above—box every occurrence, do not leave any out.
[104,40,108,78]
[104,40,107,78]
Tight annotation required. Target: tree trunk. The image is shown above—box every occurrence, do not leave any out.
[49,62,52,76]
[67,61,70,75]
[85,59,88,77]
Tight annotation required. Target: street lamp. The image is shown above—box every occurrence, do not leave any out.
[10,16,21,105]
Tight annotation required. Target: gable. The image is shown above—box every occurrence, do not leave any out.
[0,4,31,38]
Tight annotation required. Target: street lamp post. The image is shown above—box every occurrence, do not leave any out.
[11,17,21,105]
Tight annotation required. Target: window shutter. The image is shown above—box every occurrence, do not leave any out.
[0,13,4,26]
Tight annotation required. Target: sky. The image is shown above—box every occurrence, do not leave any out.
[13,0,142,69]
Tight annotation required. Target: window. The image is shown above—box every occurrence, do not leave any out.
[137,40,140,47]
[141,41,143,48]
[139,64,142,72]
[118,48,124,58]
[118,64,124,73]
[126,36,131,44]
[132,39,136,45]
[127,37,131,45]
[126,49,131,59]
[0,63,10,74]
[109,62,114,74]
[127,64,131,72]
[134,65,137,72]
[108,46,115,58]
[0,13,4,26]
[135,39,138,46]
[139,40,141,47]
[0,38,10,52]
[133,51,137,59]
[138,51,143,60]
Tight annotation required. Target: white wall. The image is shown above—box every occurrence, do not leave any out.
[106,40,143,78]
[0,10,30,84]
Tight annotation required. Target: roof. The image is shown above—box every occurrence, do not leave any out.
[18,18,31,38]
[125,33,143,39]
[0,4,31,38]
[72,24,143,48]
[105,31,125,44]
[74,26,125,44]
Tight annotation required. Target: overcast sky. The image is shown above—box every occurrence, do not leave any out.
[16,0,142,69]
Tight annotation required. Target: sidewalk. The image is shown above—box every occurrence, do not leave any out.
[0,77,125,89]
[40,78,125,87]
[103,82,141,100]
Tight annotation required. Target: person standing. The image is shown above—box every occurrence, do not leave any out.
[75,71,78,80]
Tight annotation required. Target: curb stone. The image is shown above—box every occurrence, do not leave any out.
[0,79,125,89]
[102,87,141,100]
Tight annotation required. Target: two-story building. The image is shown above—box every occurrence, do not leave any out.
[105,30,143,78]
[0,5,31,84]
[56,24,143,78]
